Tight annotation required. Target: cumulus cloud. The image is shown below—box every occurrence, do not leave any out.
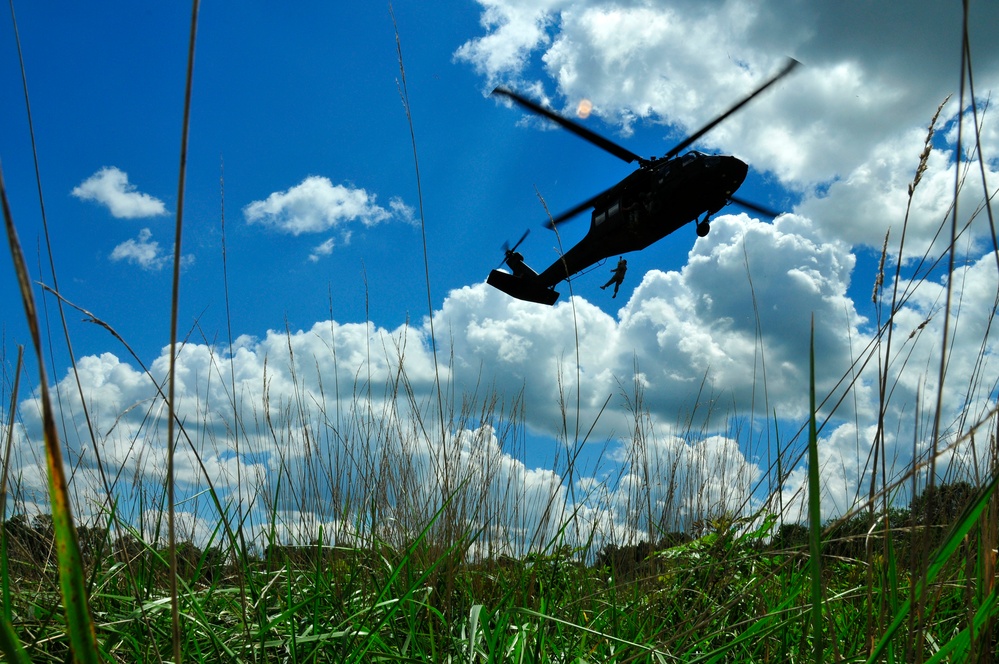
[454,0,559,82]
[109,228,194,271]
[72,166,168,218]
[243,176,411,237]
[13,208,999,537]
[437,213,868,434]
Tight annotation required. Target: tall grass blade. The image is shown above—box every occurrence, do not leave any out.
[389,5,445,440]
[165,2,200,660]
[2,165,100,661]
[807,317,823,663]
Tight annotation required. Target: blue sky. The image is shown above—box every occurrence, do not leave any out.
[3,1,999,544]
[4,2,487,353]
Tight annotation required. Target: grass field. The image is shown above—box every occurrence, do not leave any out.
[3,3,999,663]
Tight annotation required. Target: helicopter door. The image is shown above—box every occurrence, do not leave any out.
[592,200,622,227]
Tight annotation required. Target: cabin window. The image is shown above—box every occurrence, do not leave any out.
[609,202,620,217]
[593,211,606,225]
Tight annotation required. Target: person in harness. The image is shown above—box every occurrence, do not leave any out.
[600,257,628,298]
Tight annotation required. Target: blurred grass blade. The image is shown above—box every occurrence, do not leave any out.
[0,617,30,664]
[1,346,23,618]
[2,165,100,661]
[0,346,29,663]
[807,317,823,663]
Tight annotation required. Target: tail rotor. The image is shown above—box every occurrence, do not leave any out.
[497,228,530,269]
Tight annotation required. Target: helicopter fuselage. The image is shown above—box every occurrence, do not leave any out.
[487,151,748,304]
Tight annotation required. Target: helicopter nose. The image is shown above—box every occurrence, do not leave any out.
[722,157,749,194]
[729,157,748,184]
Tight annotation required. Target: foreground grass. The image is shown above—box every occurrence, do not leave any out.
[1,478,997,662]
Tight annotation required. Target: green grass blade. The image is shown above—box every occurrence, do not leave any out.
[467,603,484,664]
[2,157,101,663]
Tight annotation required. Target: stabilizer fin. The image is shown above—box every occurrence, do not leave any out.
[487,270,560,305]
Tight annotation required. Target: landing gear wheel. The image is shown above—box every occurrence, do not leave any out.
[696,221,710,237]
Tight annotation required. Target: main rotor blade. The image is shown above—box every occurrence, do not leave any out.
[493,87,645,165]
[664,58,800,160]
[543,185,618,229]
[729,195,781,219]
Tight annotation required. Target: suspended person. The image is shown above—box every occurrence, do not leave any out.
[601,257,628,298]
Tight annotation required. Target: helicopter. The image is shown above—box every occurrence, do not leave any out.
[487,58,799,306]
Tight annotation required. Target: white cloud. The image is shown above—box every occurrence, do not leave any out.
[72,166,168,218]
[18,207,999,537]
[454,0,560,82]
[389,197,417,225]
[109,228,193,271]
[308,238,335,262]
[436,213,868,434]
[796,111,999,259]
[243,176,409,236]
[110,228,165,269]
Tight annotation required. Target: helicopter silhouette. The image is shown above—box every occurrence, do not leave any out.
[487,58,799,306]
